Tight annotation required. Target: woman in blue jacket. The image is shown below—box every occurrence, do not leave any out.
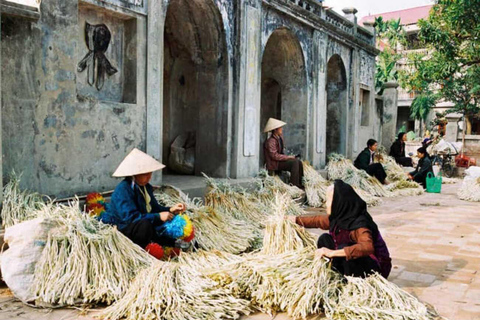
[100,148,186,254]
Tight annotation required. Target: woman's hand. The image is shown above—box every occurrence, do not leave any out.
[315,247,334,259]
[285,215,297,224]
[406,173,413,180]
[160,211,174,222]
[170,203,186,214]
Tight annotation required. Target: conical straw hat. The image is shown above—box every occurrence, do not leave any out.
[263,118,287,133]
[112,148,166,177]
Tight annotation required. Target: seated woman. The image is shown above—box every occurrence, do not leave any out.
[288,180,391,278]
[354,139,388,184]
[407,147,434,188]
[389,132,413,167]
[100,148,187,258]
[264,118,304,189]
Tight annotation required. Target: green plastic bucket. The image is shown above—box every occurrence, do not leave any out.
[426,172,442,193]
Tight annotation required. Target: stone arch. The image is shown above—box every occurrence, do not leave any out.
[260,28,308,165]
[163,0,229,177]
[326,54,348,157]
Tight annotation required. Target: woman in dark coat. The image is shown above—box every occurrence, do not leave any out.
[408,147,434,188]
[100,148,187,258]
[389,132,413,167]
[354,139,388,184]
[288,180,392,278]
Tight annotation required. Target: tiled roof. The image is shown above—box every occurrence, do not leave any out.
[359,5,433,26]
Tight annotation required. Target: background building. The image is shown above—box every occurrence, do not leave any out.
[1,0,380,198]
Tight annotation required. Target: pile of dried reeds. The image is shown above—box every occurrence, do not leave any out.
[302,161,330,207]
[261,193,315,255]
[33,203,155,306]
[324,273,439,320]
[327,153,391,198]
[1,173,49,228]
[100,260,251,320]
[256,169,305,200]
[155,187,257,254]
[458,177,480,202]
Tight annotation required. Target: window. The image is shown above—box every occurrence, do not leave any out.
[360,89,370,126]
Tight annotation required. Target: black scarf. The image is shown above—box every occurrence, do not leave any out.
[329,180,379,237]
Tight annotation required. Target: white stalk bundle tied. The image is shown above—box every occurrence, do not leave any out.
[33,204,155,306]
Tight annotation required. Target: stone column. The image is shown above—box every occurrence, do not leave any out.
[231,1,262,178]
[381,82,399,149]
[310,30,328,168]
[0,9,3,203]
[445,114,461,142]
[146,1,165,185]
[342,7,358,34]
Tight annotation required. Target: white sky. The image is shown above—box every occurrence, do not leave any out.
[324,0,435,20]
[6,0,39,7]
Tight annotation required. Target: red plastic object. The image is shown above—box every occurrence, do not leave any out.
[455,155,477,168]
[145,243,164,260]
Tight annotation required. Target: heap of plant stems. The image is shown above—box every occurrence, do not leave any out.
[327,153,391,197]
[256,169,305,200]
[1,173,51,228]
[204,174,269,228]
[324,273,438,320]
[155,188,257,254]
[33,202,155,306]
[261,192,315,255]
[376,149,425,196]
[100,260,251,320]
[442,177,460,184]
[302,161,330,207]
[2,175,441,320]
[457,177,480,202]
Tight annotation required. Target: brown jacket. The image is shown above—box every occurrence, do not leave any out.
[296,215,375,261]
[264,135,290,171]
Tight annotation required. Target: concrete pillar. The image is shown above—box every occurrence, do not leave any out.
[0,9,3,203]
[231,1,262,178]
[381,82,399,149]
[342,7,357,34]
[310,30,328,168]
[146,1,165,185]
[445,115,461,142]
[342,7,358,24]
[363,21,376,45]
[350,48,360,157]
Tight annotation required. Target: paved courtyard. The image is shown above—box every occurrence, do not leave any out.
[0,182,479,320]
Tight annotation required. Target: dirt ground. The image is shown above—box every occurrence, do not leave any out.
[0,182,479,320]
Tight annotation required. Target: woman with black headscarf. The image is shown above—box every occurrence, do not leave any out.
[288,180,391,278]
[389,132,413,167]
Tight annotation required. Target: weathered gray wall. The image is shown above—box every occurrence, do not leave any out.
[1,0,379,198]
[1,0,147,197]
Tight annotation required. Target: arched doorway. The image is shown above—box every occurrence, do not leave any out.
[260,28,308,166]
[163,0,229,177]
[326,54,347,157]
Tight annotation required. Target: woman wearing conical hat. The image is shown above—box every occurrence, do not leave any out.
[263,118,304,189]
[99,148,187,258]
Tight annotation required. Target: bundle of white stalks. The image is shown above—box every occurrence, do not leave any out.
[457,177,480,202]
[1,173,50,228]
[33,202,155,306]
[261,193,315,255]
[192,206,257,253]
[302,161,330,207]
[442,177,460,184]
[278,254,342,320]
[204,175,269,228]
[327,154,391,198]
[155,186,257,253]
[386,180,424,197]
[256,169,305,200]
[100,260,251,320]
[324,273,440,320]
[353,187,382,207]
